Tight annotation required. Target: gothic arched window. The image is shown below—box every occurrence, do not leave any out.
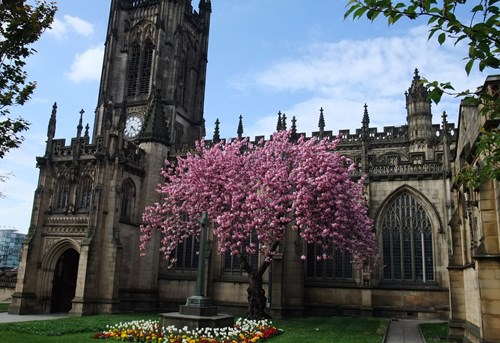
[127,42,141,96]
[382,192,434,282]
[120,180,136,222]
[306,243,353,280]
[224,230,259,275]
[55,177,69,210]
[139,39,154,95]
[78,175,93,210]
[172,236,199,270]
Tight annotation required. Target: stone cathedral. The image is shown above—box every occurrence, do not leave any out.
[8,1,500,342]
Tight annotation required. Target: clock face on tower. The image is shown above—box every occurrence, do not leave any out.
[124,114,143,140]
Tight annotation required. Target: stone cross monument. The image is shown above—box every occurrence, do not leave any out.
[160,212,234,330]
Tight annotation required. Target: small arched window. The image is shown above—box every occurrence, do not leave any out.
[78,175,93,210]
[120,180,136,222]
[55,177,70,210]
[382,192,434,282]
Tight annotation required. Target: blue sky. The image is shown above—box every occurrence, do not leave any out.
[0,0,490,233]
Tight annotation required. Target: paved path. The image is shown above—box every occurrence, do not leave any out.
[0,312,67,323]
[385,318,429,343]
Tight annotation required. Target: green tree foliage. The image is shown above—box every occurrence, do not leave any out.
[345,0,500,184]
[0,0,56,158]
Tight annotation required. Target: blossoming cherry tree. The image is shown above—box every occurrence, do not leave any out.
[140,131,376,319]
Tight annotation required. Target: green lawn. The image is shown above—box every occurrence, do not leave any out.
[272,316,387,343]
[419,322,450,343]
[0,314,388,343]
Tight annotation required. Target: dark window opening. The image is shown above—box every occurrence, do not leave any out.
[139,40,154,95]
[127,43,141,96]
[306,243,353,280]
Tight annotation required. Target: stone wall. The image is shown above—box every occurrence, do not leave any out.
[0,274,16,303]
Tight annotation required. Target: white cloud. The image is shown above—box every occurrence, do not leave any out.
[67,45,104,83]
[48,17,67,39]
[64,15,94,37]
[47,15,94,39]
[232,24,488,140]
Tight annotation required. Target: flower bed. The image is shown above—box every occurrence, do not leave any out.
[93,318,282,343]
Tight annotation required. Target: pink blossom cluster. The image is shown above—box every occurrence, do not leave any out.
[140,130,376,266]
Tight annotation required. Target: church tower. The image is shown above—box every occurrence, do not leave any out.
[10,0,211,315]
[406,68,436,158]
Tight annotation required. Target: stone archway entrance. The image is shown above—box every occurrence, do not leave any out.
[50,248,79,313]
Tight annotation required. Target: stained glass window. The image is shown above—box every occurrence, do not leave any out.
[306,243,353,280]
[382,192,434,282]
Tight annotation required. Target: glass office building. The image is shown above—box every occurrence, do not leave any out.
[0,229,25,270]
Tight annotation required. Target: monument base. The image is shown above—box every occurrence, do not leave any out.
[159,312,235,331]
[181,296,218,316]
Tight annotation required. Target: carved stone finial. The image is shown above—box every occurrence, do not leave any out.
[318,107,325,131]
[213,118,220,143]
[84,123,90,140]
[47,102,57,138]
[78,109,85,132]
[406,67,429,107]
[276,111,283,132]
[362,104,369,126]
[237,114,243,140]
[201,118,206,138]
[441,111,449,137]
[291,116,298,141]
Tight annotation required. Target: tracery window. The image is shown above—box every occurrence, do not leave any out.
[127,36,155,96]
[306,243,353,280]
[382,192,434,282]
[139,40,154,95]
[78,175,93,210]
[120,180,136,222]
[224,230,259,275]
[127,43,141,96]
[55,177,69,210]
[172,236,199,270]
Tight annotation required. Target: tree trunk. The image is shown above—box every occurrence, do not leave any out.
[245,270,270,319]
[241,240,280,320]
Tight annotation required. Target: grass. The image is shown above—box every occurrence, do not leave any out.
[419,322,450,343]
[0,314,388,343]
[272,316,387,343]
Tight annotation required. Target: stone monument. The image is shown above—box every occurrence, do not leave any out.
[159,212,234,330]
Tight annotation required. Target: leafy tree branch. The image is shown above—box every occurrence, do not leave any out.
[345,0,500,185]
[0,0,57,158]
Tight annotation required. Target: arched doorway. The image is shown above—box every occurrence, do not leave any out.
[50,248,79,313]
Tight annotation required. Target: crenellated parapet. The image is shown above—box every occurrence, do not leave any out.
[50,137,105,161]
[121,0,160,10]
[171,100,457,181]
